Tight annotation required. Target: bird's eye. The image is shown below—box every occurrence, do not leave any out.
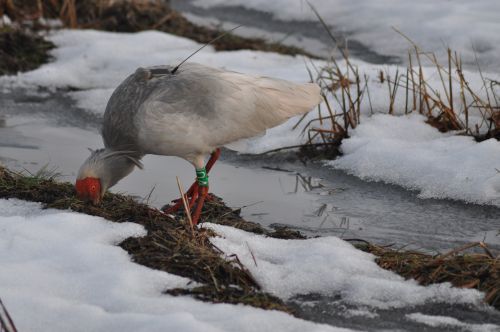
[90,185,96,192]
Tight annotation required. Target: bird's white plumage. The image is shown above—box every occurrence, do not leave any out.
[78,62,322,195]
[135,63,321,164]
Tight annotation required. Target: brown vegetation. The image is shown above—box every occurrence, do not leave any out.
[354,239,500,310]
[0,27,53,75]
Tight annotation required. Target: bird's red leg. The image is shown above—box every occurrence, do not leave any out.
[183,148,219,199]
[203,148,220,202]
[188,150,218,223]
[191,186,208,225]
[163,149,220,214]
[205,148,221,172]
[188,183,199,209]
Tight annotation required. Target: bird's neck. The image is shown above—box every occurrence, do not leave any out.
[99,148,143,190]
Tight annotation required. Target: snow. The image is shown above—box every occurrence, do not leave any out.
[192,0,500,72]
[0,198,350,332]
[328,113,500,206]
[3,29,311,92]
[1,197,495,331]
[406,313,499,331]
[205,223,484,308]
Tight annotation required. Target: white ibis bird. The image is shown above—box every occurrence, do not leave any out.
[75,62,321,225]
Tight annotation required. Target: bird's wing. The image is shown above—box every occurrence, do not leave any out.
[135,63,321,155]
[209,69,322,146]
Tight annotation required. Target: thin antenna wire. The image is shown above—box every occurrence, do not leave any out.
[171,25,242,74]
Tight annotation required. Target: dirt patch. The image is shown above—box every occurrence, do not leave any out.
[0,27,54,75]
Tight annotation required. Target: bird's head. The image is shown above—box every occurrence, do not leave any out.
[75,148,143,205]
[75,176,102,205]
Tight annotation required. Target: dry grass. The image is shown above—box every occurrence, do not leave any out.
[0,26,54,75]
[289,5,500,159]
[352,239,500,309]
[0,296,18,332]
[294,42,500,158]
[385,29,500,139]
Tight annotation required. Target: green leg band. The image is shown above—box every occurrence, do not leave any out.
[196,167,209,187]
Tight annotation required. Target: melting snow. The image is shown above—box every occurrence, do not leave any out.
[205,223,485,309]
[328,114,500,206]
[0,199,349,332]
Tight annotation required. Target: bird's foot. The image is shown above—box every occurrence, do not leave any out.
[162,148,220,221]
[162,182,214,215]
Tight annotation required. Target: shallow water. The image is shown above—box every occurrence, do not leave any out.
[2,89,499,253]
[2,89,500,331]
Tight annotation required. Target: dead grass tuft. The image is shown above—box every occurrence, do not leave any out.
[352,240,500,309]
[288,5,500,160]
[0,26,54,75]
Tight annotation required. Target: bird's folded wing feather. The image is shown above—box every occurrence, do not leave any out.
[137,63,321,152]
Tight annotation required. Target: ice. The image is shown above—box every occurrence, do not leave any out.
[405,313,499,331]
[205,223,485,308]
[0,198,350,332]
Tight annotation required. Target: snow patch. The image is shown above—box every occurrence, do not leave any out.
[0,198,349,332]
[205,223,485,308]
[328,114,500,206]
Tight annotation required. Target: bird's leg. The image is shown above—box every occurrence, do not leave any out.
[163,149,220,214]
[191,172,209,225]
[202,148,220,202]
[188,184,199,209]
[188,154,214,224]
[192,186,208,225]
[205,148,221,173]
[185,148,220,199]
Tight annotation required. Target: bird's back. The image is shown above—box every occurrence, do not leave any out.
[102,63,321,159]
[102,64,221,151]
[102,67,155,151]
